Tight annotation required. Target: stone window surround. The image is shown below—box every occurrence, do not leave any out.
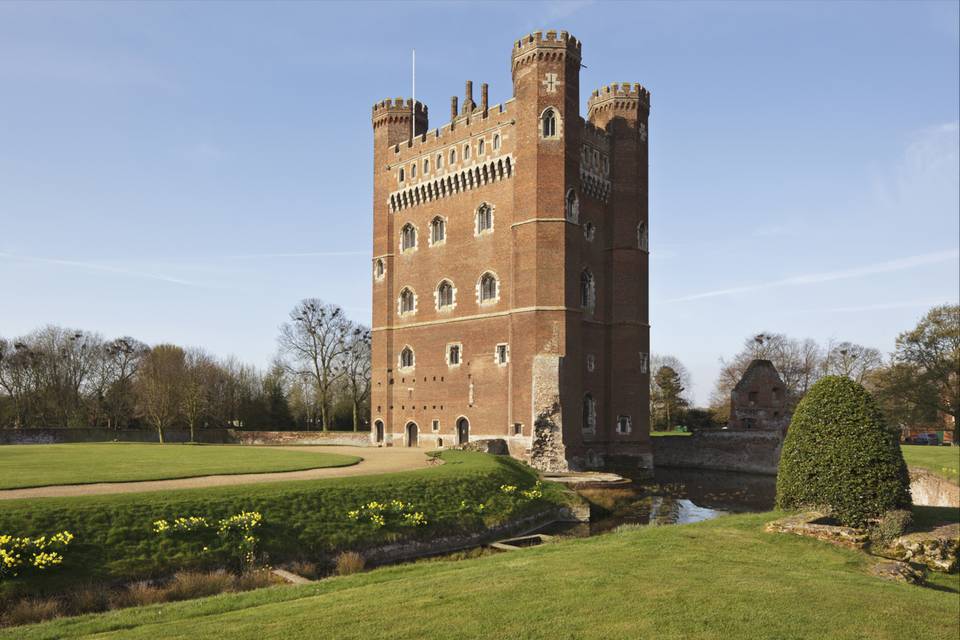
[565,188,579,223]
[586,353,596,372]
[398,345,415,371]
[583,221,595,241]
[373,257,386,282]
[580,268,596,314]
[398,287,418,316]
[446,342,463,367]
[475,202,495,236]
[400,222,418,253]
[429,215,447,247]
[476,270,501,306]
[434,278,457,312]
[637,221,649,252]
[582,393,596,433]
[389,156,514,212]
[540,106,562,140]
[495,342,510,366]
[432,419,440,432]
[616,415,633,435]
[639,352,649,374]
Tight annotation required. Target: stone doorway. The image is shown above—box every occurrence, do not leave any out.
[457,417,470,445]
[375,420,384,443]
[406,422,419,447]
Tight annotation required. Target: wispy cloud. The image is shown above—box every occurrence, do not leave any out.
[791,299,956,314]
[665,249,960,303]
[0,252,208,287]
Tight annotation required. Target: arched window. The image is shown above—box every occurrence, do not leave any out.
[449,148,456,164]
[399,288,416,315]
[437,153,443,170]
[463,143,471,160]
[616,415,632,434]
[580,269,595,313]
[437,280,454,309]
[565,189,579,222]
[423,158,429,174]
[582,394,596,432]
[430,217,446,245]
[478,139,485,155]
[401,223,417,251]
[476,203,493,234]
[478,272,498,303]
[374,258,385,280]
[399,167,405,182]
[542,108,557,138]
[411,163,417,178]
[399,346,415,369]
[637,221,648,251]
[493,133,500,151]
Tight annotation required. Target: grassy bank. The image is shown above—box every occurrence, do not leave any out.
[0,444,360,489]
[8,509,958,640]
[0,451,564,597]
[902,445,959,482]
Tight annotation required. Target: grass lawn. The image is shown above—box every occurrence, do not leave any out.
[8,510,958,640]
[902,444,960,483]
[0,451,563,595]
[649,431,692,436]
[0,443,361,489]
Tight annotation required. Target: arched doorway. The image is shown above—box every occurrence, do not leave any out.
[374,420,384,444]
[406,422,419,447]
[457,417,470,445]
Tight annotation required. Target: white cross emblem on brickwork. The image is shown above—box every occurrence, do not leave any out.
[639,122,647,142]
[542,73,560,94]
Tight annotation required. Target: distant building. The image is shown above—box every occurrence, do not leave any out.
[729,360,790,431]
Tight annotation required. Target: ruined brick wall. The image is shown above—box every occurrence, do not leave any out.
[729,359,791,431]
[652,431,784,475]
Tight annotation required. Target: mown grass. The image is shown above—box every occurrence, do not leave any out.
[0,443,360,489]
[902,444,960,482]
[649,431,692,436]
[7,510,958,640]
[0,451,564,598]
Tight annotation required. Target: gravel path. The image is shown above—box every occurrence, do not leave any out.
[0,446,434,500]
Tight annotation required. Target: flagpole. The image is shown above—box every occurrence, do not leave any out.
[411,48,416,141]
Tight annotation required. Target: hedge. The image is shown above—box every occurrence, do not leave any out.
[776,376,911,527]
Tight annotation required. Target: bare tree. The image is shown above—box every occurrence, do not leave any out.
[823,340,884,383]
[135,345,186,443]
[278,299,351,431]
[342,324,372,431]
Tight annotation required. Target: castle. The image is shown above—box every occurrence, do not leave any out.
[370,31,651,472]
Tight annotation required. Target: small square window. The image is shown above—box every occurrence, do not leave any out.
[432,419,440,432]
[513,423,523,436]
[616,415,632,434]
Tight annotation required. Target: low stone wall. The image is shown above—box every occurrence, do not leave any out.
[0,428,371,446]
[652,431,783,475]
[909,468,960,507]
[231,431,371,447]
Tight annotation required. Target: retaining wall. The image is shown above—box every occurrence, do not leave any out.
[652,431,783,476]
[909,468,960,507]
[0,428,371,446]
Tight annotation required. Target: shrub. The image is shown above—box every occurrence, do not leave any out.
[4,597,61,626]
[165,570,235,601]
[776,376,912,527]
[235,568,277,591]
[869,509,913,548]
[110,581,166,609]
[334,551,365,576]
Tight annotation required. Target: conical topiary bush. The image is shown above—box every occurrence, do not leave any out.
[776,376,911,527]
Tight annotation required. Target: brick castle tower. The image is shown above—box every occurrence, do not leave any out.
[370,31,651,472]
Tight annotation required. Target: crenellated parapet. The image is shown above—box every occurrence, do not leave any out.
[372,98,428,128]
[586,83,650,123]
[511,30,582,68]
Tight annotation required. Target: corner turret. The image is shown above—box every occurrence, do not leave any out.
[371,98,428,149]
[586,83,650,131]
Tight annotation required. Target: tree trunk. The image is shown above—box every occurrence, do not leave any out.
[189,420,196,443]
[157,423,165,444]
[352,400,359,432]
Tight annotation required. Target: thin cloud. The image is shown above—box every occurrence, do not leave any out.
[0,252,207,287]
[792,299,956,314]
[665,249,960,303]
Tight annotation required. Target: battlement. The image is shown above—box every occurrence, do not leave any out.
[582,120,611,148]
[372,98,428,124]
[512,30,581,61]
[587,83,651,113]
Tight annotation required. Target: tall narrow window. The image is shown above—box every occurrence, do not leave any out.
[399,168,405,182]
[401,223,417,251]
[582,394,596,432]
[447,344,461,366]
[639,352,649,374]
[411,163,417,178]
[400,346,414,369]
[580,269,595,313]
[478,139,485,155]
[464,143,471,160]
[638,221,648,251]
[437,153,443,170]
[565,189,579,222]
[479,272,498,303]
[542,108,557,138]
[496,343,509,365]
[437,280,454,309]
[399,288,416,314]
[449,148,456,164]
[430,216,446,245]
[476,203,493,234]
[616,415,632,434]
[374,258,385,280]
[493,133,501,151]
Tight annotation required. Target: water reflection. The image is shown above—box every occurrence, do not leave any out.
[539,467,776,537]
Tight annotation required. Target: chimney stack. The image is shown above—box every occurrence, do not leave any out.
[481,83,488,117]
[450,96,458,123]
[463,80,474,114]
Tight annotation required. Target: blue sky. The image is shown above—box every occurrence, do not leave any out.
[1,1,957,403]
